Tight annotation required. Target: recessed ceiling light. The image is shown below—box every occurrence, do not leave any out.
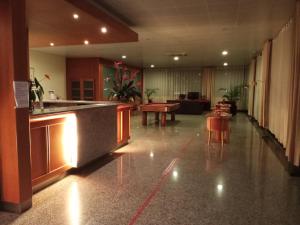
[223,62,228,66]
[222,50,228,56]
[150,64,155,68]
[173,56,179,61]
[73,13,79,20]
[217,184,223,191]
[122,55,127,59]
[50,42,54,46]
[101,27,107,33]
[84,40,89,45]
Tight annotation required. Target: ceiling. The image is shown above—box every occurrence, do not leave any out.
[27,0,137,47]
[31,0,296,68]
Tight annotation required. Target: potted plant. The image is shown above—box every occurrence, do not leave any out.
[108,61,142,102]
[144,88,158,103]
[219,85,242,115]
[29,74,50,111]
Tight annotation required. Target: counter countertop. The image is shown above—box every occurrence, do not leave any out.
[43,99,119,105]
[31,103,116,116]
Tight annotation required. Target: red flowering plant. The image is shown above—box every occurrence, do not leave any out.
[108,61,142,102]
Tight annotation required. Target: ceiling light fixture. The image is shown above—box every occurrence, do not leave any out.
[150,64,155,68]
[223,62,228,66]
[222,50,228,56]
[122,55,127,59]
[50,42,54,46]
[73,13,79,20]
[101,27,107,34]
[217,184,223,191]
[84,40,89,45]
[173,56,179,61]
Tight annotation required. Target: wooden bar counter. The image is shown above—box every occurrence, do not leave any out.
[30,101,131,189]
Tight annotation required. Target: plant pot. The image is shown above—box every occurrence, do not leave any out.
[224,101,237,115]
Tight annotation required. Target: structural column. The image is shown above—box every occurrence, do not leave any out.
[0,0,32,212]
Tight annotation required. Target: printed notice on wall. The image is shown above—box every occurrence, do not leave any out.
[13,81,29,108]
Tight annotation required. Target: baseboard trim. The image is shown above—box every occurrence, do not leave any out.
[0,198,32,213]
[248,115,300,176]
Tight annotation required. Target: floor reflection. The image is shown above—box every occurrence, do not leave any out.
[68,182,80,225]
[205,144,226,172]
[1,114,300,225]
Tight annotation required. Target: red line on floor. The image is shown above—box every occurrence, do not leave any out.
[128,138,193,225]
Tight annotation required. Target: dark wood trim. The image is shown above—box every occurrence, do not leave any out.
[0,199,32,214]
[32,165,72,187]
[30,118,66,129]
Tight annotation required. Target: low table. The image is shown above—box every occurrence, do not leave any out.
[139,103,180,126]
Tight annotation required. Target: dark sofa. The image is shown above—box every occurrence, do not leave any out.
[167,100,211,115]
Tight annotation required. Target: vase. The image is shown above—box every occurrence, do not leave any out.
[39,96,44,110]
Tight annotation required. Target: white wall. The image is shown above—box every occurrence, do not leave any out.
[29,50,66,99]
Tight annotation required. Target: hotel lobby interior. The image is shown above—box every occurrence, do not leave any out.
[1,0,300,224]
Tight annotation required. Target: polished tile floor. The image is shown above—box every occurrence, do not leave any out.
[1,113,300,225]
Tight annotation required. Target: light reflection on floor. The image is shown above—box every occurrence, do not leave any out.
[1,113,300,225]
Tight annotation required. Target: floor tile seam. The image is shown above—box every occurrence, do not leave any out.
[127,137,194,225]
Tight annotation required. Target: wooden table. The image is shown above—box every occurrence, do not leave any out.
[140,103,180,126]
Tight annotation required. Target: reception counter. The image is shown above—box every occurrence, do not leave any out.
[30,101,132,189]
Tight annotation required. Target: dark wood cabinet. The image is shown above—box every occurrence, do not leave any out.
[30,117,71,187]
[67,58,102,100]
[71,80,81,100]
[30,127,48,180]
[70,79,95,100]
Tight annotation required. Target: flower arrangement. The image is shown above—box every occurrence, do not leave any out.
[108,61,142,102]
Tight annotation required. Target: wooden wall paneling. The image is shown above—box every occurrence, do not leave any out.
[116,105,131,146]
[30,127,48,180]
[0,0,32,212]
[98,63,104,100]
[122,110,130,142]
[27,0,138,47]
[49,122,66,172]
[117,111,122,144]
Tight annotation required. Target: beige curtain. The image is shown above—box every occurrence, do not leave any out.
[214,66,248,110]
[287,1,300,166]
[143,68,202,102]
[247,59,256,117]
[201,67,215,107]
[259,41,272,127]
[268,19,294,148]
[253,55,262,120]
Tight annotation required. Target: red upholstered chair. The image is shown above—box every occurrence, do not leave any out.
[206,116,230,146]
